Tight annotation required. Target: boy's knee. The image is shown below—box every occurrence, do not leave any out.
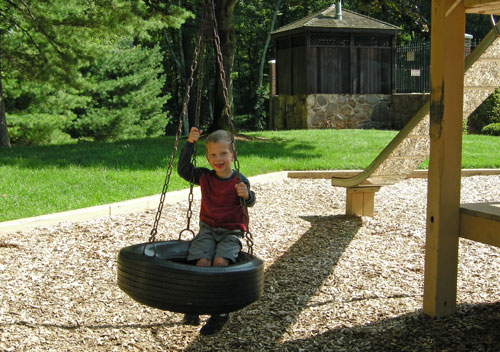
[213,257,229,267]
[196,258,212,267]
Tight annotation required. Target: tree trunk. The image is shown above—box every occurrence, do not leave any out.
[257,0,282,89]
[210,0,238,132]
[0,68,11,148]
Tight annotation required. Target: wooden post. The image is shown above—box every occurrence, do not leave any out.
[269,60,276,130]
[423,0,465,317]
[346,186,380,217]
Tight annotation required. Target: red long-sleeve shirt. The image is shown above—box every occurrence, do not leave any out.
[177,142,255,231]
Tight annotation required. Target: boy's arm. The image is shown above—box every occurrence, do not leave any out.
[177,142,203,184]
[239,174,256,207]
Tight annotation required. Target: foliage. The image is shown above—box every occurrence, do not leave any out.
[251,85,270,130]
[66,41,169,142]
[467,87,500,134]
[0,0,190,146]
[1,0,188,83]
[3,79,86,144]
[344,0,431,43]
[7,113,73,145]
[3,0,496,147]
[482,123,500,136]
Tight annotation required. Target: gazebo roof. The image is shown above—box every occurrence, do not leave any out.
[271,3,401,38]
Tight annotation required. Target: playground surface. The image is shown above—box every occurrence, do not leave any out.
[1,175,499,351]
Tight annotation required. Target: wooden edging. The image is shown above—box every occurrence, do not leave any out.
[1,170,498,235]
[287,169,500,179]
[0,172,288,235]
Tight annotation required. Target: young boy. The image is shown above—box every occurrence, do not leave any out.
[177,127,256,336]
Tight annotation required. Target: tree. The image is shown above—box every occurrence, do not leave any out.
[65,41,168,141]
[0,0,189,147]
[157,0,238,134]
[345,0,431,42]
[210,0,238,132]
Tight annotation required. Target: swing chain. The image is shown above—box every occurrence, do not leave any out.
[181,4,211,241]
[148,0,254,256]
[148,1,211,247]
[208,0,254,256]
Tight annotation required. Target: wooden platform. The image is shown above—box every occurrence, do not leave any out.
[460,202,500,247]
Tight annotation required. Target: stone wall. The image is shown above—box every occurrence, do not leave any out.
[271,94,393,130]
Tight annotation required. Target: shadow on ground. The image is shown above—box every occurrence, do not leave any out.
[180,214,500,351]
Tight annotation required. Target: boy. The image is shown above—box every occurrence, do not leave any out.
[177,127,256,335]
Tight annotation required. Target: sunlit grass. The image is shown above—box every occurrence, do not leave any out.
[1,130,499,222]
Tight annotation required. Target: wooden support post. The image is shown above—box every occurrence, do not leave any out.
[423,0,465,317]
[346,186,380,217]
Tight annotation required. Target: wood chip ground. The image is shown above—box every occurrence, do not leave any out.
[1,176,499,351]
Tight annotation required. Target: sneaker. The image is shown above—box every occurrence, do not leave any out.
[183,313,200,326]
[200,314,229,336]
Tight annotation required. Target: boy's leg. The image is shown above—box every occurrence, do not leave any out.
[213,257,229,266]
[183,313,200,325]
[198,231,239,334]
[196,258,212,266]
[184,226,217,325]
[200,314,230,336]
[187,225,217,263]
[213,230,243,264]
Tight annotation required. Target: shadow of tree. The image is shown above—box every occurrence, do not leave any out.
[0,135,317,171]
[181,214,500,351]
[281,302,500,351]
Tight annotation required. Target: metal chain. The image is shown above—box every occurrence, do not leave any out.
[147,0,254,256]
[181,12,210,241]
[147,1,211,249]
[208,0,254,255]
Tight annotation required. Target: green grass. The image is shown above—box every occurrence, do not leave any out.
[1,129,499,222]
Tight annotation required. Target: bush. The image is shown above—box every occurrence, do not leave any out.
[482,122,500,136]
[7,113,73,145]
[467,86,500,134]
[65,42,169,141]
[251,85,270,131]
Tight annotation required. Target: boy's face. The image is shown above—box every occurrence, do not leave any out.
[205,141,234,178]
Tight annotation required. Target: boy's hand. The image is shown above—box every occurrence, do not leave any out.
[187,127,203,143]
[235,182,250,200]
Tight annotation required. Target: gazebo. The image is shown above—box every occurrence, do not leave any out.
[269,1,401,130]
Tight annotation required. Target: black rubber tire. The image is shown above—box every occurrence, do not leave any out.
[117,240,264,314]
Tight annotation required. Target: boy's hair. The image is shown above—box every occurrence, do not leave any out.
[205,130,233,151]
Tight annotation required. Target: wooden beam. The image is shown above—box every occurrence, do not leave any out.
[460,202,500,247]
[423,0,465,317]
[464,0,500,14]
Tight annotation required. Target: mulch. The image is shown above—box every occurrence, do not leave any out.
[1,176,499,351]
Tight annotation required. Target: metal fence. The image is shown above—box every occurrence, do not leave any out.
[395,42,431,93]
[395,38,476,93]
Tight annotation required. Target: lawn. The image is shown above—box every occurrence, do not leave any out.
[1,129,499,222]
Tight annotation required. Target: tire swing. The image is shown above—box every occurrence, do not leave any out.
[117,0,264,315]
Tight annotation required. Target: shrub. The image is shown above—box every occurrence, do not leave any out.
[482,122,500,136]
[7,113,73,145]
[467,86,500,134]
[251,85,270,131]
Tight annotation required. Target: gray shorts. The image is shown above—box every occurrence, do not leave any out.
[187,223,243,263]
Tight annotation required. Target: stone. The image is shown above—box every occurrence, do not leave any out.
[317,95,327,106]
[326,103,338,114]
